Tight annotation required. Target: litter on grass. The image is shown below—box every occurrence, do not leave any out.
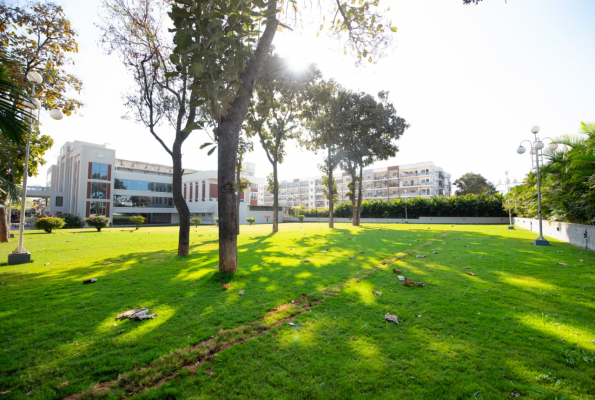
[116,308,157,320]
[384,314,399,324]
[83,278,97,284]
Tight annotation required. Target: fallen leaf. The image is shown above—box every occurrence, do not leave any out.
[557,262,569,266]
[416,281,425,287]
[349,257,356,260]
[56,382,68,389]
[384,313,399,324]
[301,259,311,263]
[104,262,112,265]
[416,314,422,318]
[463,266,471,269]
[393,269,401,274]
[579,259,584,262]
[416,255,426,258]
[238,290,245,296]
[432,251,437,254]
[288,322,296,327]
[221,283,230,290]
[404,278,415,286]
[373,291,382,296]
[466,272,476,276]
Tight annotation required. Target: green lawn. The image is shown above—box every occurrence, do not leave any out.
[0,223,594,399]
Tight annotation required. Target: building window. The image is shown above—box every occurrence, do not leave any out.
[247,172,254,176]
[91,163,109,180]
[114,195,174,208]
[91,182,108,199]
[89,201,107,216]
[55,196,63,207]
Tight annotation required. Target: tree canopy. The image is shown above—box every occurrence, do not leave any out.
[453,173,496,196]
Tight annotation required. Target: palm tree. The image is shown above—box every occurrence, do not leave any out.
[0,58,30,145]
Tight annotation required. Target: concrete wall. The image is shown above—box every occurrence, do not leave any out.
[241,208,284,225]
[285,216,509,224]
[513,218,594,250]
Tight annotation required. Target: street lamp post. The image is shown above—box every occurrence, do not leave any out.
[516,125,558,246]
[498,171,517,230]
[8,71,64,266]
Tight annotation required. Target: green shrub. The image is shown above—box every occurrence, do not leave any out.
[297,215,305,222]
[61,213,84,229]
[215,217,219,226]
[34,216,65,233]
[85,216,110,232]
[129,215,145,230]
[246,217,256,225]
[191,217,202,227]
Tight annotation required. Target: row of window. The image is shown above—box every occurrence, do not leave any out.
[112,213,172,225]
[115,179,173,193]
[114,195,175,208]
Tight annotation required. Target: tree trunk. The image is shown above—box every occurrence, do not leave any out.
[236,157,242,235]
[171,141,190,255]
[356,164,364,226]
[0,192,9,243]
[327,147,334,229]
[216,0,278,273]
[350,170,358,226]
[272,162,279,233]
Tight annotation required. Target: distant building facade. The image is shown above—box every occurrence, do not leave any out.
[258,162,451,209]
[28,141,271,225]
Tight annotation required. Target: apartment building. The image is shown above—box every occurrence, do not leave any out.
[28,141,272,225]
[259,162,451,209]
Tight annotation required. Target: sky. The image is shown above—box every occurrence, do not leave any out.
[23,0,595,190]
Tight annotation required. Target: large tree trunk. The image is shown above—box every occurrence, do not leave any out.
[356,164,364,226]
[236,157,242,235]
[0,192,9,243]
[272,162,279,233]
[216,0,278,273]
[171,141,190,255]
[327,148,334,229]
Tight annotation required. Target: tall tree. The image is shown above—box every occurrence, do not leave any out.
[453,173,494,196]
[302,79,342,228]
[163,0,396,272]
[99,0,210,256]
[245,54,318,233]
[0,2,81,242]
[340,90,408,225]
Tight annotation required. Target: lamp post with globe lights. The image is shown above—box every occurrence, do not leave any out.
[498,171,517,230]
[516,126,558,246]
[8,71,64,266]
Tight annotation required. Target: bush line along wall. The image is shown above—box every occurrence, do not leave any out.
[287,195,507,219]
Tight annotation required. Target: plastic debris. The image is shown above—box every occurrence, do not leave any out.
[397,275,405,281]
[238,290,245,296]
[557,262,569,266]
[373,291,382,296]
[416,255,426,258]
[83,278,97,284]
[116,308,157,320]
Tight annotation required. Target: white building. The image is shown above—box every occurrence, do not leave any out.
[259,162,451,209]
[27,141,277,225]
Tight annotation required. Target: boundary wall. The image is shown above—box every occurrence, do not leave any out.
[513,218,593,250]
[285,217,509,224]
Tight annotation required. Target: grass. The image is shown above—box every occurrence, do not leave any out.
[0,223,594,399]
